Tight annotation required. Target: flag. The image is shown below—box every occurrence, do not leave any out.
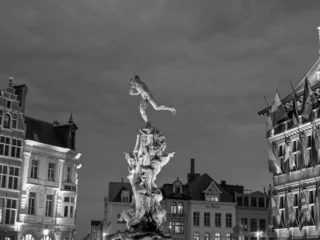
[268,141,283,175]
[311,120,320,167]
[266,114,273,133]
[298,132,310,169]
[284,140,295,172]
[285,190,295,228]
[270,91,287,127]
[270,191,281,228]
[291,85,300,126]
[299,185,310,230]
[315,181,320,229]
[301,77,317,120]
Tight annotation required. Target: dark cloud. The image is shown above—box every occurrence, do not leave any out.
[1,0,320,238]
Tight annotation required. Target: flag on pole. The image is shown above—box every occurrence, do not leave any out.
[270,191,281,228]
[298,132,310,168]
[270,91,287,127]
[284,139,295,173]
[268,141,283,175]
[290,82,300,126]
[285,189,295,228]
[315,181,320,229]
[301,77,317,120]
[299,184,310,230]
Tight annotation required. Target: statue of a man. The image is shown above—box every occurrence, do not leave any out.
[129,75,176,123]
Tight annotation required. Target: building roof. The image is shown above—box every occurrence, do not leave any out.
[188,173,233,202]
[161,183,191,200]
[91,220,103,226]
[258,58,320,115]
[108,182,132,202]
[24,116,72,148]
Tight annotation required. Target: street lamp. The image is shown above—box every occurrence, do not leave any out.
[256,231,263,240]
[43,226,49,237]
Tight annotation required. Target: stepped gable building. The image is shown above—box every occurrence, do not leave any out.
[0,78,27,239]
[103,180,132,236]
[187,159,236,240]
[161,177,191,240]
[258,30,320,239]
[0,78,82,240]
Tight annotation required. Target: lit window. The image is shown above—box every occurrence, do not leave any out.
[215,233,221,240]
[177,202,184,214]
[205,193,218,202]
[171,202,177,214]
[3,114,10,128]
[204,233,210,240]
[194,232,200,240]
[24,234,34,240]
[226,233,231,240]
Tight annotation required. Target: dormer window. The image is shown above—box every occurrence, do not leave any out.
[3,114,10,128]
[175,186,181,194]
[121,190,130,203]
[205,193,218,202]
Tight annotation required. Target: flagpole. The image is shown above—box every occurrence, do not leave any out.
[289,81,302,132]
[264,95,270,108]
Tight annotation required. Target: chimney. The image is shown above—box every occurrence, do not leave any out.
[263,187,266,194]
[121,177,124,183]
[187,158,200,184]
[220,180,226,187]
[190,158,195,174]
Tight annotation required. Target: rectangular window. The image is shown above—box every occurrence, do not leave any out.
[244,197,249,206]
[6,100,11,109]
[63,196,75,218]
[0,136,10,156]
[64,206,68,217]
[226,213,232,228]
[5,199,17,224]
[0,110,3,126]
[307,135,312,148]
[259,219,266,231]
[237,197,243,206]
[48,163,55,181]
[193,212,199,226]
[45,195,53,217]
[30,160,38,179]
[309,190,314,204]
[251,197,257,207]
[204,212,210,227]
[0,198,4,223]
[250,219,257,232]
[27,192,36,215]
[67,166,72,183]
[12,114,17,129]
[241,218,248,231]
[11,139,22,158]
[258,198,264,208]
[293,194,298,206]
[8,167,19,189]
[215,213,221,227]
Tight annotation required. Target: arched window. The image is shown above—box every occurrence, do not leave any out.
[194,232,200,240]
[41,236,52,240]
[24,234,35,240]
[177,202,184,214]
[171,202,177,214]
[5,237,12,240]
[3,114,10,128]
[226,233,231,240]
[215,233,220,240]
[204,233,210,240]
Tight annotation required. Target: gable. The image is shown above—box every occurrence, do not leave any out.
[203,181,221,194]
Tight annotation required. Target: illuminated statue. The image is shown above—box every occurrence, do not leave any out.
[129,75,176,124]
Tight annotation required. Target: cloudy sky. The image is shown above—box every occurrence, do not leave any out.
[1,0,320,238]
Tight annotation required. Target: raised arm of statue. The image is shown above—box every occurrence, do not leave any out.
[129,85,140,96]
[160,152,175,167]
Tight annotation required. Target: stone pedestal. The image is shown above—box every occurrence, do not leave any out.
[109,125,174,240]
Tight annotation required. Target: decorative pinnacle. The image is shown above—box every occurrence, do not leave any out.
[8,77,13,87]
[69,113,73,123]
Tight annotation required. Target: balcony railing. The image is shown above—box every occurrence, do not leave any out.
[63,184,77,192]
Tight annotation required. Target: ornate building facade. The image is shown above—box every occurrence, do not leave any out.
[0,78,82,240]
[258,31,320,239]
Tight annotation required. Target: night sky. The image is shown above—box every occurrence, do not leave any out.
[1,0,320,238]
